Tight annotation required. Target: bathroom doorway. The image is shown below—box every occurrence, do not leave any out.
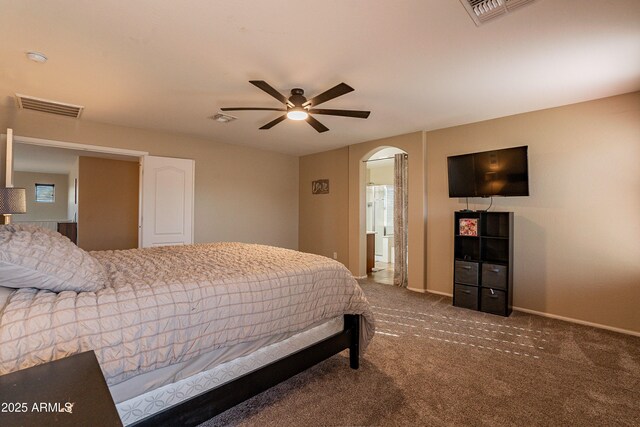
[366,183,394,284]
[364,147,408,286]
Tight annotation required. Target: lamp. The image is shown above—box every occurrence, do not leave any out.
[286,106,309,121]
[0,187,27,225]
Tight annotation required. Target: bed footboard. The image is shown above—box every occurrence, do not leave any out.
[133,314,361,427]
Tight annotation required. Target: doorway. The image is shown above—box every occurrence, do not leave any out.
[4,132,196,249]
[366,178,394,284]
[4,133,147,249]
[364,147,408,286]
[12,141,142,250]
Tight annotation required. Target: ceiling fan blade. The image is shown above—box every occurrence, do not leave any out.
[221,107,286,112]
[303,83,354,107]
[249,80,291,106]
[309,108,370,119]
[259,114,287,130]
[306,115,329,133]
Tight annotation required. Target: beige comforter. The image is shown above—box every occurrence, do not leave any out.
[0,243,374,384]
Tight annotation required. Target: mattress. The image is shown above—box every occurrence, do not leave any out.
[116,316,344,425]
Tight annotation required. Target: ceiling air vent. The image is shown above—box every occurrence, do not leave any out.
[15,94,84,118]
[460,0,538,26]
[209,113,237,123]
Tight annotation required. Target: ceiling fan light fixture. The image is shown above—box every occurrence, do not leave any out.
[221,81,369,132]
[287,107,309,121]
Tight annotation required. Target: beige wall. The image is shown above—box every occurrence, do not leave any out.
[78,156,139,251]
[299,147,349,265]
[299,132,426,291]
[366,160,394,185]
[299,132,426,288]
[298,92,639,333]
[349,132,426,290]
[0,107,299,249]
[13,171,69,222]
[426,92,640,333]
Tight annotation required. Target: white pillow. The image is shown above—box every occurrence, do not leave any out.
[0,225,108,292]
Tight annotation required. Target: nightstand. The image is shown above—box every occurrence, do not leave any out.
[57,222,78,245]
[0,351,122,426]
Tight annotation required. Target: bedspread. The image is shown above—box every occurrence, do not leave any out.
[0,243,374,384]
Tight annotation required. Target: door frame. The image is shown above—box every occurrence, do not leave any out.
[3,131,149,247]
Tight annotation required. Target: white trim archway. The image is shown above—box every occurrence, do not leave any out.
[360,146,408,284]
[347,131,427,292]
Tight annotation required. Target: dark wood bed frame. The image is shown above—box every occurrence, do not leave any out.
[132,314,361,427]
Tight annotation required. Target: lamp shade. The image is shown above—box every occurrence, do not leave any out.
[0,188,27,214]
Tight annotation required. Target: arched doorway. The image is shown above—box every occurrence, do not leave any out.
[362,146,408,286]
[347,131,426,293]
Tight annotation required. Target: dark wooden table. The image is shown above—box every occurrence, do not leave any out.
[366,232,376,273]
[0,351,122,426]
[57,222,78,245]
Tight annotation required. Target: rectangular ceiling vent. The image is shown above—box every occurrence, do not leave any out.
[15,94,84,118]
[460,0,537,26]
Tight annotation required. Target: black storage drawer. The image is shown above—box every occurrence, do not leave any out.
[454,284,479,310]
[480,288,507,316]
[481,263,508,290]
[454,260,479,286]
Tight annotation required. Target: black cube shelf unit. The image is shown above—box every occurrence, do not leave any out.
[453,211,514,316]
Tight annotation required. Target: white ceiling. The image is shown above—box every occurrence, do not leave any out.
[1,0,638,156]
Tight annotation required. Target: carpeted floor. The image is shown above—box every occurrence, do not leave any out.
[200,280,640,426]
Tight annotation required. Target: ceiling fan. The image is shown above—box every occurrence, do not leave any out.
[220,80,370,133]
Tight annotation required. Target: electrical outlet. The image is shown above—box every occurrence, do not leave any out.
[333,252,338,260]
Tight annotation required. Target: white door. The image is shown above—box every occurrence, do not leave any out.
[141,155,194,247]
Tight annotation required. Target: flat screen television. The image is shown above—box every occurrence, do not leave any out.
[447,146,529,198]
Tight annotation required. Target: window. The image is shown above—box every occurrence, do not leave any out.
[35,184,55,203]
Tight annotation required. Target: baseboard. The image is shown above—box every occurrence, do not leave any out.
[372,281,640,337]
[353,275,368,280]
[425,289,453,297]
[512,306,640,337]
[421,289,639,337]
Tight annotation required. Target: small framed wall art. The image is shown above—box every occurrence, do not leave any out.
[312,179,329,194]
[459,218,478,236]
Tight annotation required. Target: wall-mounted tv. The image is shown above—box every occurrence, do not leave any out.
[447,146,529,198]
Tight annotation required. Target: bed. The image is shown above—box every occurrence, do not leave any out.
[0,225,375,426]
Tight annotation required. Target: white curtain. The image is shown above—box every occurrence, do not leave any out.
[393,153,408,287]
